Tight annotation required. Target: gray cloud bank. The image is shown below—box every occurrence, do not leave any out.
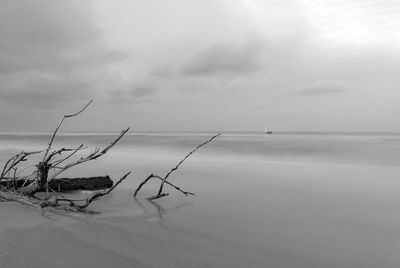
[1,0,399,132]
[292,81,349,96]
[182,40,262,76]
[0,0,125,108]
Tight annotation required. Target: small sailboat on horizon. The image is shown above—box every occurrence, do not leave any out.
[265,128,272,134]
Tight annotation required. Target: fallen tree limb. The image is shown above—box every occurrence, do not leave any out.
[42,100,93,162]
[47,176,113,191]
[45,128,130,184]
[0,173,131,213]
[133,173,195,197]
[0,100,220,213]
[134,134,221,200]
[41,172,131,211]
[0,190,42,207]
[0,176,113,192]
[0,150,44,181]
[0,100,131,213]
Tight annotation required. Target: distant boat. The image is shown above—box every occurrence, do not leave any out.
[265,128,272,134]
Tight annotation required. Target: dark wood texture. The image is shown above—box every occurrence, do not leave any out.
[0,176,113,192]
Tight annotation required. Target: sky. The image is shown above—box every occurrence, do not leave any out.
[0,0,399,132]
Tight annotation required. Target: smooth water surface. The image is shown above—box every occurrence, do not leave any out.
[1,132,400,267]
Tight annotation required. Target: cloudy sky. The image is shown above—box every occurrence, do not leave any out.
[1,0,399,132]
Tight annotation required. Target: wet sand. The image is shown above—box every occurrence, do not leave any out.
[2,159,400,267]
[0,203,266,267]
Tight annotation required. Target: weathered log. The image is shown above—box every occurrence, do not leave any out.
[0,176,113,192]
[47,176,113,191]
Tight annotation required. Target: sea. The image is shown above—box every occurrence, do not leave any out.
[1,131,400,267]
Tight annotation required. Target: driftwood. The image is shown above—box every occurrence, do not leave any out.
[134,133,221,200]
[0,176,113,192]
[0,173,130,213]
[0,100,131,212]
[47,176,113,191]
[0,150,44,181]
[0,100,220,213]
[40,172,131,211]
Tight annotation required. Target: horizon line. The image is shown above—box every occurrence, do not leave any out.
[1,130,400,135]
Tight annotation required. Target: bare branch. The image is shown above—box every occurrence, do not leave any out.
[44,145,86,164]
[48,145,87,166]
[43,172,131,210]
[0,101,135,213]
[46,128,130,182]
[80,171,131,208]
[134,174,195,197]
[42,100,93,162]
[152,175,195,196]
[64,100,93,118]
[134,134,220,200]
[51,146,84,167]
[155,133,220,198]
[0,150,43,181]
[133,174,155,197]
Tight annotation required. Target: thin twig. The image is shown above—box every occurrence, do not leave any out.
[42,100,93,162]
[133,174,155,197]
[0,150,43,181]
[134,134,220,200]
[45,145,86,164]
[81,171,131,208]
[46,128,130,182]
[50,145,86,166]
[45,172,132,210]
[155,133,221,198]
[134,174,195,197]
[152,174,195,196]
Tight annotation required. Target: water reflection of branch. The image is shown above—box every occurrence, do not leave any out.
[134,197,193,219]
[41,209,58,221]
[40,201,100,221]
[133,196,149,214]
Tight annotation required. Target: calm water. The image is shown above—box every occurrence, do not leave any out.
[1,132,400,267]
[2,131,400,166]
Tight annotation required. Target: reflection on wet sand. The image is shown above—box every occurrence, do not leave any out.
[134,196,193,220]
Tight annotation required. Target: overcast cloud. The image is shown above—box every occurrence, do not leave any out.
[0,0,125,109]
[0,0,399,132]
[182,40,263,76]
[291,81,349,97]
